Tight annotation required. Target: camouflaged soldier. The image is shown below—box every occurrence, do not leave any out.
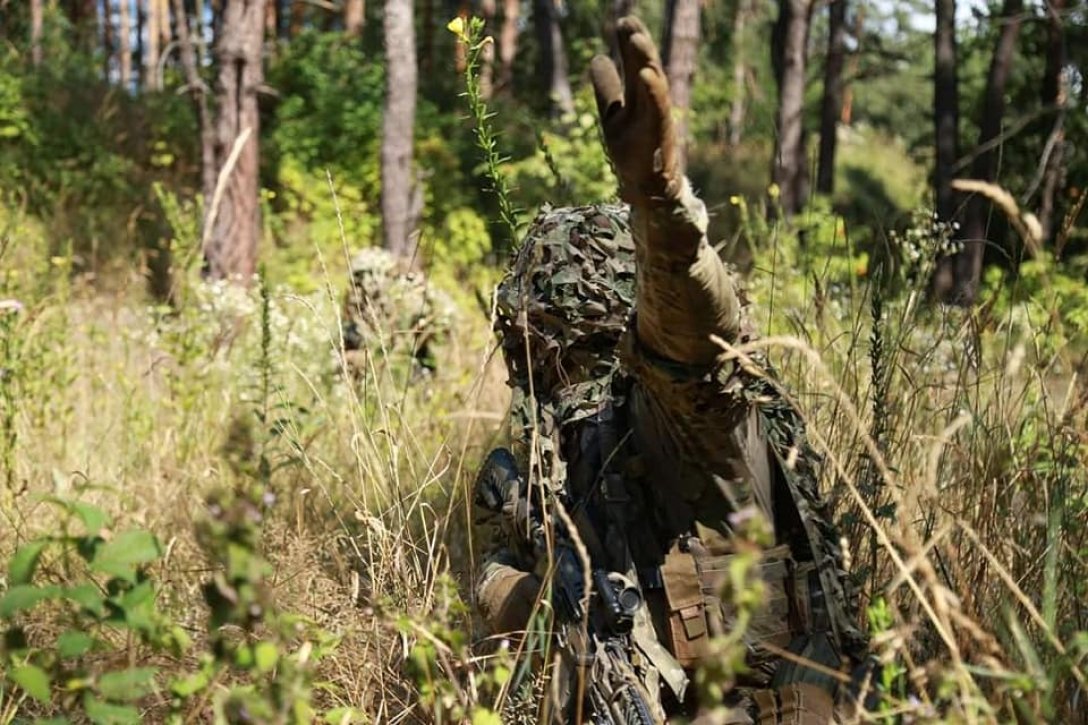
[474,18,869,724]
[341,247,453,374]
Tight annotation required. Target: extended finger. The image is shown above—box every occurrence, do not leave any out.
[590,55,624,124]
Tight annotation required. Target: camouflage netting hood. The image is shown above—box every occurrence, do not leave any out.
[495,204,635,410]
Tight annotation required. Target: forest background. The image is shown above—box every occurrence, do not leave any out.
[0,0,1087,722]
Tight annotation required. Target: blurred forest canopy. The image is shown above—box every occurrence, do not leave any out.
[0,0,1084,307]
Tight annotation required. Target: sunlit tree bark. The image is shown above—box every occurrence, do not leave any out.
[119,0,133,88]
[30,0,44,67]
[344,0,364,37]
[496,0,519,94]
[662,0,700,169]
[381,0,419,259]
[203,0,266,282]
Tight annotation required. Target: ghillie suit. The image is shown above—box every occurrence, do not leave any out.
[341,247,454,374]
[476,204,868,722]
[473,17,868,723]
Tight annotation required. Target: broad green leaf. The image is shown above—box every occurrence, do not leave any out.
[10,663,51,703]
[90,530,162,582]
[97,667,157,702]
[83,695,141,725]
[254,641,279,673]
[70,502,110,535]
[9,540,48,585]
[57,630,96,659]
[470,708,502,725]
[64,583,106,616]
[0,584,61,618]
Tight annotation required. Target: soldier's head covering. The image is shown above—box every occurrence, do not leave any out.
[495,204,636,404]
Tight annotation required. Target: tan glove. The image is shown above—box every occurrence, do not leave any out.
[590,17,682,206]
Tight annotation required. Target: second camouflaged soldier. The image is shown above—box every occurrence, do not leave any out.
[474,17,868,724]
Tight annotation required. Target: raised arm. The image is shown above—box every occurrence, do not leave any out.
[590,18,740,366]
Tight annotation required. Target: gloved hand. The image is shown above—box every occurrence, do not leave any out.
[590,17,682,206]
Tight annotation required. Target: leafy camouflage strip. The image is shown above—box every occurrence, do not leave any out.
[341,247,454,366]
[495,203,636,487]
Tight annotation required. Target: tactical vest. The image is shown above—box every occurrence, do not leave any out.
[544,363,868,714]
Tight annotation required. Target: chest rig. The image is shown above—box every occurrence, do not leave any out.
[557,369,864,700]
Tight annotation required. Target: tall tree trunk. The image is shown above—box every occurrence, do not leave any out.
[30,0,44,67]
[136,0,145,87]
[381,0,418,259]
[839,2,864,125]
[931,0,960,300]
[954,0,1023,303]
[204,0,266,282]
[662,0,700,169]
[289,0,304,36]
[604,0,635,62]
[67,0,99,50]
[119,0,132,88]
[102,0,115,80]
[144,0,161,90]
[479,0,496,99]
[344,0,364,37]
[816,0,847,195]
[728,0,753,148]
[173,0,216,210]
[533,0,574,118]
[496,0,519,94]
[264,0,277,43]
[1036,0,1066,244]
[771,0,814,217]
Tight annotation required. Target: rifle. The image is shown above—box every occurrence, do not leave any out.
[475,448,662,724]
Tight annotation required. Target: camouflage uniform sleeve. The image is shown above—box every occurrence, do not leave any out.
[621,182,777,535]
[627,179,741,367]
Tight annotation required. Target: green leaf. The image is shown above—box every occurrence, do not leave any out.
[254,641,279,673]
[0,584,61,618]
[169,668,211,698]
[9,540,48,585]
[97,667,157,702]
[64,583,106,616]
[470,708,502,725]
[70,502,110,534]
[83,695,141,725]
[90,530,161,582]
[10,663,51,703]
[57,629,96,659]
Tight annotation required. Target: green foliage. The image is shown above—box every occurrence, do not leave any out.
[0,493,189,722]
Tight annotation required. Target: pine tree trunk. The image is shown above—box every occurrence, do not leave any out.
[136,0,145,87]
[173,0,217,210]
[662,0,700,169]
[817,0,847,195]
[204,0,266,283]
[930,0,960,300]
[728,0,752,148]
[145,0,161,90]
[496,0,519,94]
[955,0,1023,303]
[771,0,814,217]
[119,0,132,88]
[102,0,115,81]
[480,0,496,99]
[1037,0,1066,244]
[381,0,418,259]
[344,0,364,37]
[30,0,44,67]
[534,0,574,118]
